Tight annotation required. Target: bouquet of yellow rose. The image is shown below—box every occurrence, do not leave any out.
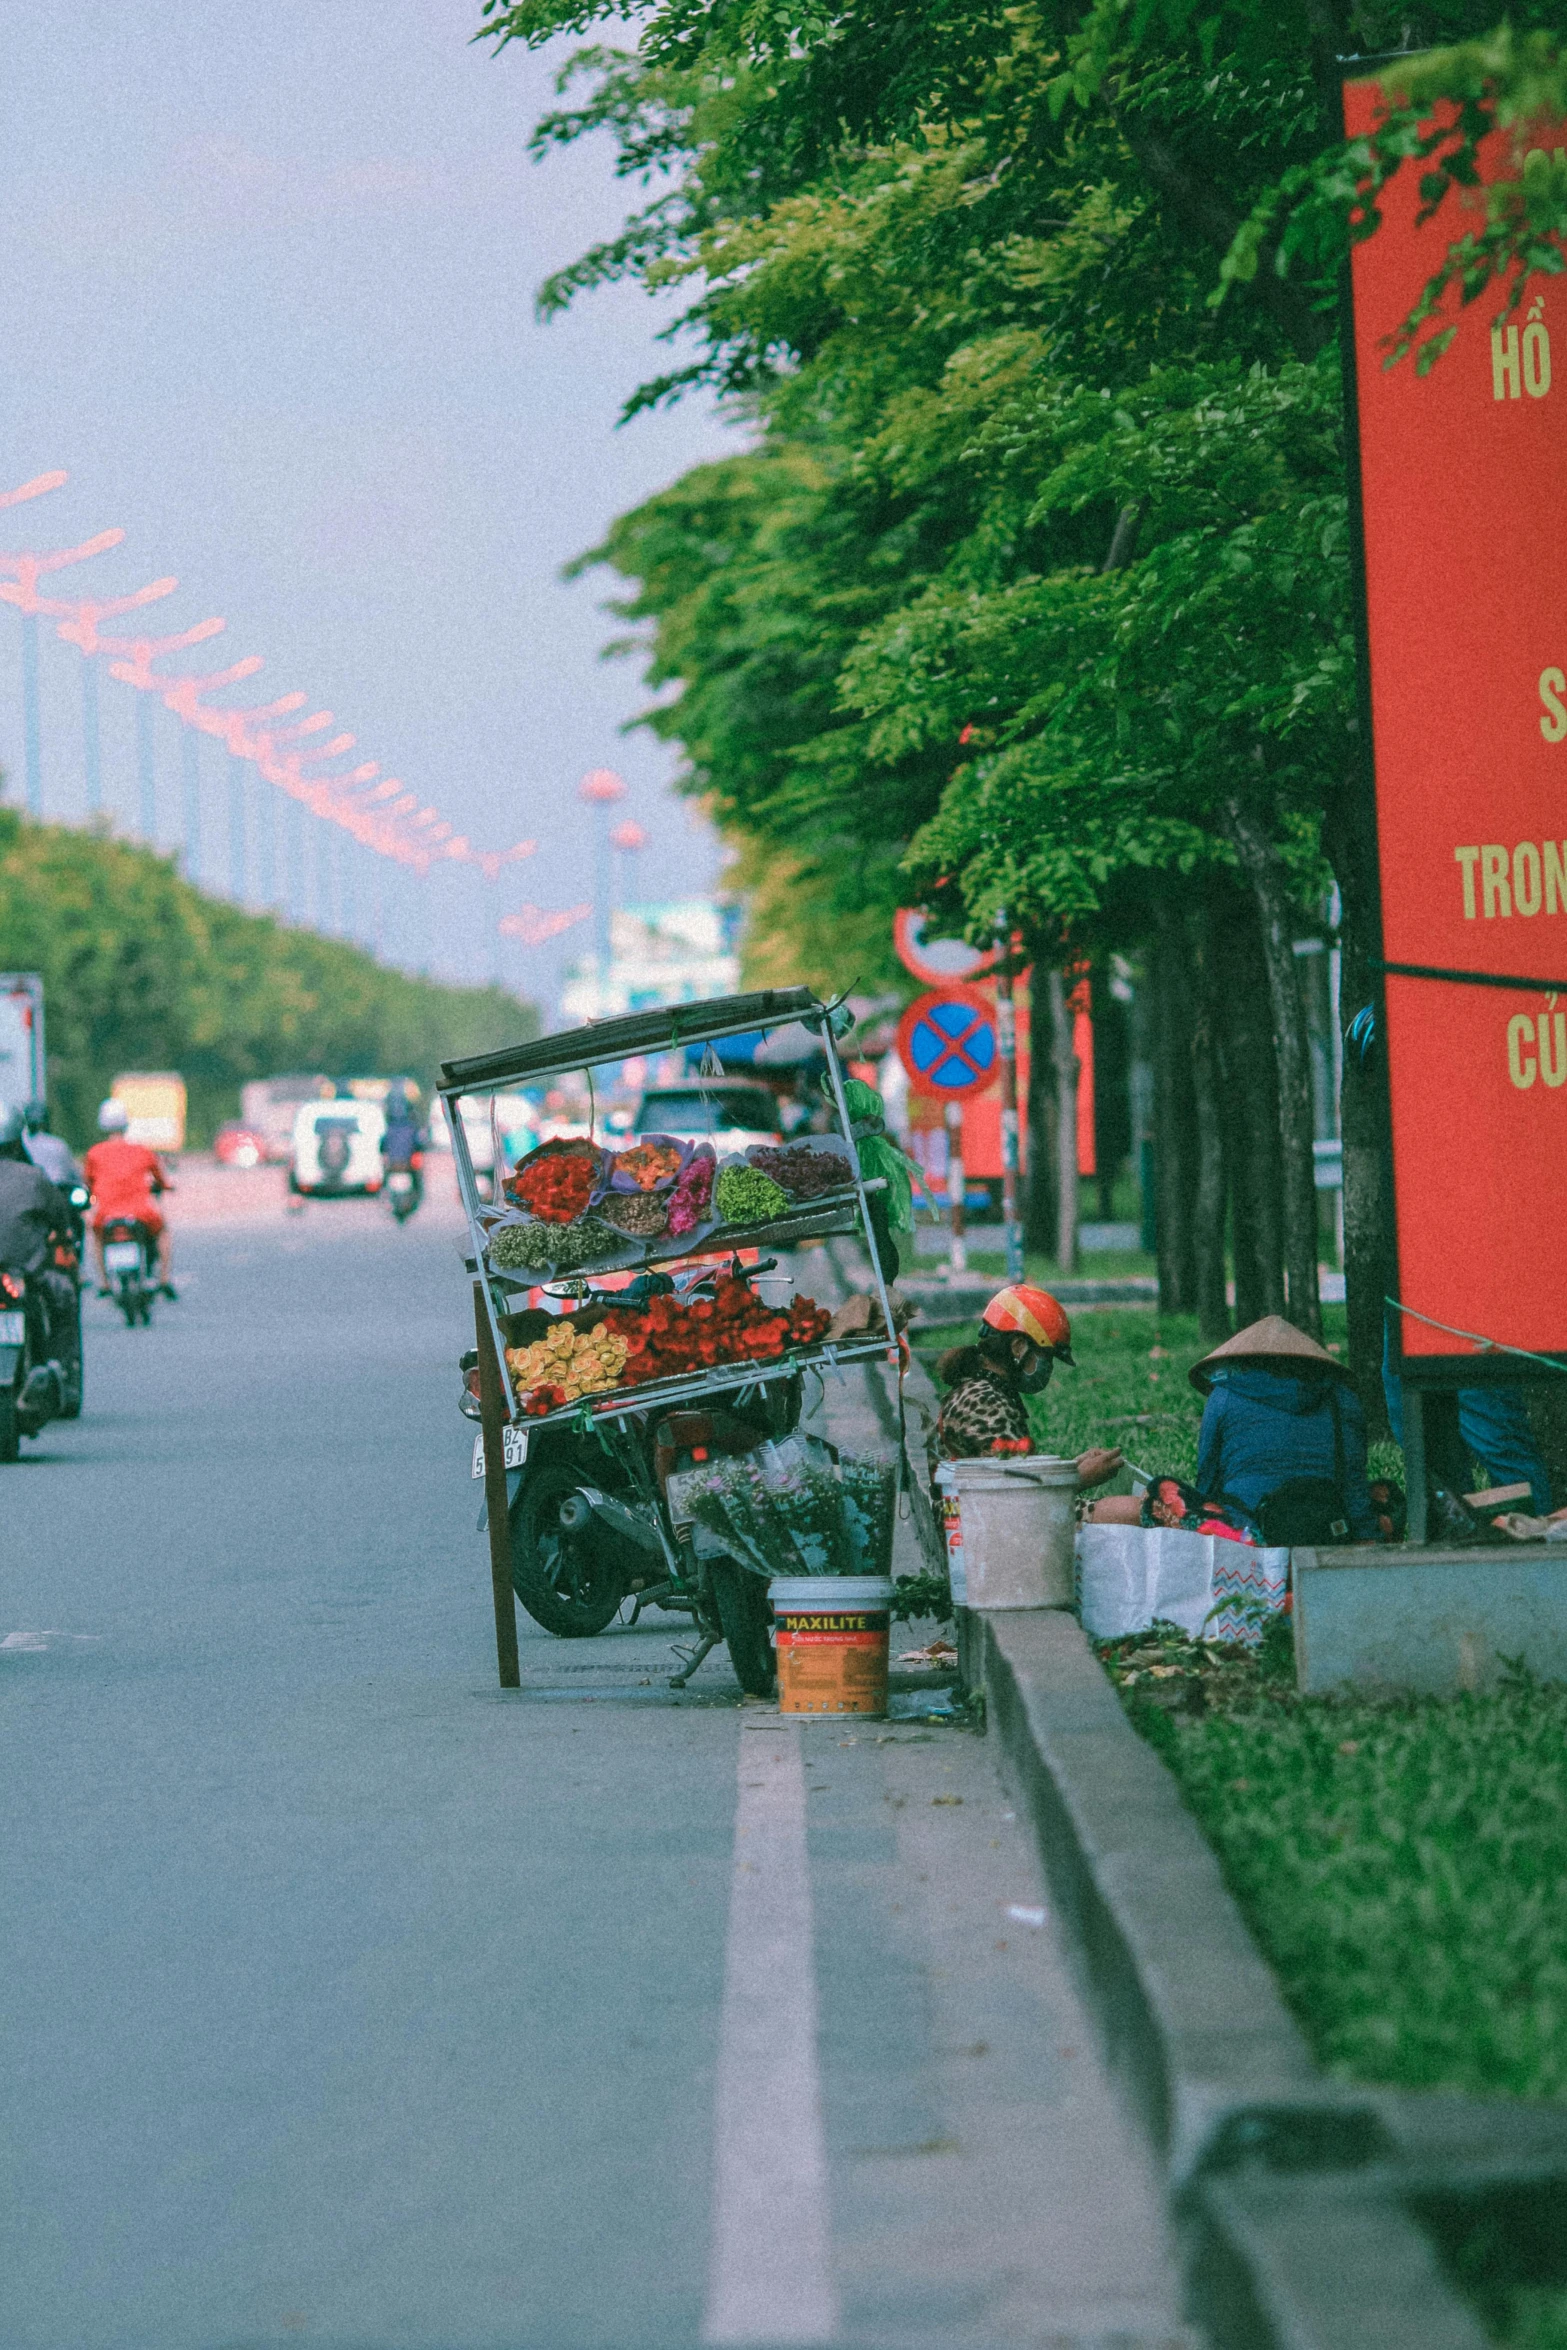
[505,1319,629,1408]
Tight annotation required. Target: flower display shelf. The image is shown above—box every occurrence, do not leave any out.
[481,1179,884,1289]
[500,1331,897,1436]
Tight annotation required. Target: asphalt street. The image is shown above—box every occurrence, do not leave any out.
[0,1167,1196,2350]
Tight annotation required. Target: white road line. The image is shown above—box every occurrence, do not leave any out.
[703,1721,839,2347]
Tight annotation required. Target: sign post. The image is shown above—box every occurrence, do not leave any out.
[1344,75,1567,1532]
[896,987,999,1277]
[992,917,1025,1282]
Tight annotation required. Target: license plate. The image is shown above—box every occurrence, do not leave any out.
[389,1172,413,1191]
[0,1311,22,1344]
[104,1243,141,1272]
[471,1425,528,1478]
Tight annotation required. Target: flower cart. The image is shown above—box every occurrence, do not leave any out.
[437,987,900,1691]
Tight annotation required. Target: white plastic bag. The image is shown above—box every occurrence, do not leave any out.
[1075,1523,1288,1648]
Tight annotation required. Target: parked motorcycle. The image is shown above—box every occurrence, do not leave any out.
[460,1265,796,1694]
[101,1217,158,1327]
[0,1265,70,1461]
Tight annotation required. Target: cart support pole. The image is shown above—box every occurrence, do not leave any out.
[474,1281,522,1689]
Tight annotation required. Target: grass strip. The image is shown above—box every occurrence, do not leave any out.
[1103,1623,1567,2103]
[1101,1624,1567,2349]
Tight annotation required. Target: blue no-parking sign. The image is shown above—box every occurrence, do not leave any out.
[895,988,998,1100]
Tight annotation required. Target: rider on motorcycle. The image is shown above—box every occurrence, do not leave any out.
[83,1099,177,1299]
[0,1104,77,1364]
[22,1101,80,1190]
[380,1082,426,1201]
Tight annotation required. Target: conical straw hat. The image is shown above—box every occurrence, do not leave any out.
[1188,1313,1345,1393]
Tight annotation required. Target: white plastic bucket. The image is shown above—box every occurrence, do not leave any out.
[934,1456,1079,1609]
[769,1576,893,1714]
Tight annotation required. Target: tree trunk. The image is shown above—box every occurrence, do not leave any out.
[1150,908,1199,1313]
[1216,889,1286,1328]
[1089,956,1131,1222]
[1323,777,1394,1433]
[1190,897,1231,1344]
[1024,964,1058,1254]
[1225,798,1323,1339]
[1048,968,1080,1274]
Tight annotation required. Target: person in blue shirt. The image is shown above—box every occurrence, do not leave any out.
[1190,1315,1381,1542]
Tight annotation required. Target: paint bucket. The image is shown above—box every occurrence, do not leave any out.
[770,1576,894,1715]
[933,1456,1078,1608]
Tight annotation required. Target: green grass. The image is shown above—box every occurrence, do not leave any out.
[1095,1620,1567,2347]
[1105,1629,1567,2103]
[922,1241,1157,1281]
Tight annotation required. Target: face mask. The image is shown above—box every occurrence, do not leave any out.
[1017,1351,1055,1395]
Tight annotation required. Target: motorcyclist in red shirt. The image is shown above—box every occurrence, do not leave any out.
[83,1099,176,1299]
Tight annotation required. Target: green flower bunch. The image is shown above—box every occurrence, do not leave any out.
[714,1163,790,1224]
[489,1214,615,1273]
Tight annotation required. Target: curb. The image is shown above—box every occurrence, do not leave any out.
[967,1607,1560,2350]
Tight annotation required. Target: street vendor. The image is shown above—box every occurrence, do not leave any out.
[930,1284,1123,1492]
[1084,1314,1380,1543]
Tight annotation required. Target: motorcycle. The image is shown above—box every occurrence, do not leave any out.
[0,1265,70,1461]
[385,1153,424,1224]
[102,1217,158,1327]
[459,1264,797,1695]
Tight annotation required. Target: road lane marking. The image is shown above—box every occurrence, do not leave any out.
[704,1720,838,2346]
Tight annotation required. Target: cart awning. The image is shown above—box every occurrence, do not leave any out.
[438,987,824,1095]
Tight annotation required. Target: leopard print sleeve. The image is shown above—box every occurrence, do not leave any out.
[933,1371,1033,1463]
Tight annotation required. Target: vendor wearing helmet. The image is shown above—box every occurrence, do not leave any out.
[931,1283,1123,1492]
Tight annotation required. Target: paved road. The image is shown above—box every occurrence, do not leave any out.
[1,1172,1196,2349]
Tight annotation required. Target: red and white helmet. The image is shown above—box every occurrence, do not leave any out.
[982,1283,1074,1364]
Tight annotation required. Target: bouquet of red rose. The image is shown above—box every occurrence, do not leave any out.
[597,1274,831,1391]
[506,1138,604,1225]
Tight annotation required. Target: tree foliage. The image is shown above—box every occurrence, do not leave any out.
[0,812,537,1145]
[482,0,1567,1361]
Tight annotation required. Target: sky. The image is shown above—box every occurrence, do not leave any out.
[0,0,740,1019]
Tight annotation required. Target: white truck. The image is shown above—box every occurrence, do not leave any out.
[0,975,45,1117]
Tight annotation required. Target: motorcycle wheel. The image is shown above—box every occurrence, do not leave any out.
[61,1300,83,1418]
[509,1459,627,1638]
[0,1389,18,1463]
[711,1559,777,1698]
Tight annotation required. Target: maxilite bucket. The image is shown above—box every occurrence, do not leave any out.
[769,1576,894,1716]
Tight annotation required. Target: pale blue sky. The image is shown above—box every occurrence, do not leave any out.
[0,0,738,1014]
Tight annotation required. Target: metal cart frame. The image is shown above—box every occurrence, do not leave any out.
[437,987,899,1685]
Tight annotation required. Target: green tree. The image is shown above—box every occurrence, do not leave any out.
[483,0,1567,1386]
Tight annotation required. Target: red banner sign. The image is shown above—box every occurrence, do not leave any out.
[1348,80,1567,1361]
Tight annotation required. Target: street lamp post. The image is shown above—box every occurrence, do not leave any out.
[611,816,646,920]
[82,659,102,817]
[578,767,626,1012]
[181,731,202,882]
[136,693,156,842]
[21,613,41,817]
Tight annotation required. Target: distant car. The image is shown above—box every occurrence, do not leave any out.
[213,1122,268,1170]
[289,1099,387,1199]
[632,1084,783,1154]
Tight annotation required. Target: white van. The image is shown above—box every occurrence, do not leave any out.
[290,1098,387,1198]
